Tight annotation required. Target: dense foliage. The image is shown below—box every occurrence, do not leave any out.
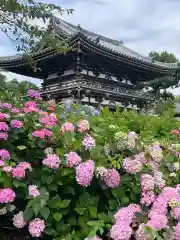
[0,90,180,240]
[0,0,73,52]
[149,51,179,64]
[0,74,38,103]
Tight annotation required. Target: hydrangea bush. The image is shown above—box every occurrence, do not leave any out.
[0,89,180,239]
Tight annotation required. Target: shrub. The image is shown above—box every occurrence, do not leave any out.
[0,90,180,240]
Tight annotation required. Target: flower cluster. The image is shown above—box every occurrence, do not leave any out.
[127,131,137,149]
[78,120,89,133]
[96,167,120,188]
[65,151,82,168]
[1,89,180,240]
[32,129,53,138]
[42,154,61,169]
[82,135,96,150]
[0,188,15,203]
[110,204,141,240]
[40,114,57,127]
[76,160,94,187]
[27,89,41,99]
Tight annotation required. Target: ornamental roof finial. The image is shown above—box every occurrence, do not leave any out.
[77,24,81,30]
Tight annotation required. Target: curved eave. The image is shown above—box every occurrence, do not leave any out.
[0,33,178,75]
[76,33,178,74]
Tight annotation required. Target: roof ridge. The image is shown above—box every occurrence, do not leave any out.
[52,16,123,46]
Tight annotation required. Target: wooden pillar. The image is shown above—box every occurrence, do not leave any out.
[76,87,81,104]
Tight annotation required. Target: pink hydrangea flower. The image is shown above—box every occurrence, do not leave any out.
[61,122,74,133]
[65,152,81,168]
[150,194,168,216]
[140,174,155,192]
[103,169,120,188]
[171,207,180,220]
[40,115,57,127]
[47,99,56,107]
[127,131,137,148]
[39,111,48,116]
[13,211,26,229]
[42,154,60,169]
[135,224,151,240]
[115,204,141,224]
[134,152,147,164]
[27,89,41,99]
[123,158,142,174]
[32,130,46,139]
[0,149,10,160]
[154,171,166,189]
[28,185,40,198]
[162,187,179,201]
[3,166,13,173]
[171,129,179,135]
[23,106,39,113]
[0,112,9,120]
[0,132,8,140]
[76,160,94,187]
[17,162,32,171]
[11,107,20,114]
[28,218,45,237]
[0,160,5,167]
[43,129,53,137]
[147,213,168,230]
[0,103,12,109]
[82,135,96,150]
[24,101,37,108]
[0,188,15,203]
[141,190,155,206]
[0,122,8,131]
[12,167,25,179]
[110,223,132,240]
[78,120,89,133]
[10,120,24,129]
[32,129,53,138]
[176,222,180,240]
[148,145,163,162]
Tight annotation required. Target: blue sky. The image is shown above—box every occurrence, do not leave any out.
[1,0,180,95]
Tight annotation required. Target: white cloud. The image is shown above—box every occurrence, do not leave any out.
[0,0,180,95]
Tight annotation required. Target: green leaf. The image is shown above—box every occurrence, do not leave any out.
[13,180,27,188]
[24,207,33,221]
[53,212,62,221]
[27,200,34,208]
[40,207,50,220]
[87,220,102,226]
[89,207,97,218]
[48,184,58,192]
[17,145,27,150]
[58,199,71,208]
[61,168,74,176]
[74,208,86,215]
[45,227,57,236]
[33,202,41,216]
[121,196,129,205]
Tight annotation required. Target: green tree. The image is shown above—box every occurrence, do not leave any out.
[149,51,179,63]
[0,76,38,101]
[0,0,73,52]
[147,51,180,99]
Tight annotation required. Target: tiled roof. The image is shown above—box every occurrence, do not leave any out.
[51,16,178,69]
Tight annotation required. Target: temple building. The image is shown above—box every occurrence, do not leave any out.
[0,16,179,111]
